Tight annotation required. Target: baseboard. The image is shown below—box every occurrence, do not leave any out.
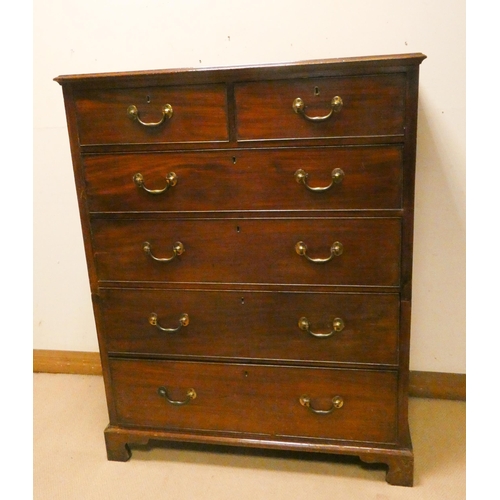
[33,349,466,401]
[33,349,103,376]
[408,370,465,401]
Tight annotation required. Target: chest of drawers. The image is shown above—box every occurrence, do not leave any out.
[55,53,425,486]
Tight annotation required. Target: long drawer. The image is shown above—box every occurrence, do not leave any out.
[235,73,406,141]
[73,84,228,145]
[100,288,400,365]
[84,146,403,213]
[91,218,401,286]
[109,358,399,444]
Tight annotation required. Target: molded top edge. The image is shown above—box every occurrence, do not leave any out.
[54,53,426,85]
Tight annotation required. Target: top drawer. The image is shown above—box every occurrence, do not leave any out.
[73,85,228,146]
[235,73,406,141]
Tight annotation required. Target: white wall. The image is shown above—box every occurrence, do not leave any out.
[33,0,466,373]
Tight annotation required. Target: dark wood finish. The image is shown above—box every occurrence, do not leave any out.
[360,449,414,487]
[54,53,426,87]
[83,146,404,213]
[55,53,426,486]
[235,74,406,140]
[73,85,228,145]
[109,359,398,443]
[99,288,400,366]
[102,422,414,478]
[91,217,402,286]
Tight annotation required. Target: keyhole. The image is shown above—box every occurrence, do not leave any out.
[232,156,237,164]
[241,297,244,305]
[236,226,240,233]
[314,86,320,96]
[146,95,151,103]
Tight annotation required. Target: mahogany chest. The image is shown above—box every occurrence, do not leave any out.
[55,53,425,486]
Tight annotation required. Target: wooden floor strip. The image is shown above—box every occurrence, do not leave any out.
[33,349,465,401]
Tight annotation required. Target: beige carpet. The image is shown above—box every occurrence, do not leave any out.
[34,373,465,499]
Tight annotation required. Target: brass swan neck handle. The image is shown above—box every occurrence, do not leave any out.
[294,168,345,192]
[127,104,173,127]
[295,241,343,263]
[292,96,343,122]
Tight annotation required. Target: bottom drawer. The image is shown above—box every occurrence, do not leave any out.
[109,359,398,444]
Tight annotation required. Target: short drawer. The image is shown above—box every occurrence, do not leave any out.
[73,85,228,145]
[109,359,398,444]
[91,217,401,286]
[235,73,406,141]
[100,288,400,366]
[84,146,403,213]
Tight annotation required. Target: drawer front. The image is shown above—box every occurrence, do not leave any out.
[73,85,228,145]
[84,146,403,213]
[235,74,406,141]
[92,218,401,286]
[109,359,398,444]
[100,288,399,365]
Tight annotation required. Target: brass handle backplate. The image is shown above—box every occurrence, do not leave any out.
[294,168,345,192]
[299,395,344,414]
[143,241,184,262]
[133,172,177,194]
[298,317,345,337]
[149,313,189,332]
[295,241,343,263]
[158,386,196,406]
[292,96,343,122]
[127,104,173,127]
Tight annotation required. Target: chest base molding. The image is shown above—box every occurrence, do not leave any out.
[104,423,414,486]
